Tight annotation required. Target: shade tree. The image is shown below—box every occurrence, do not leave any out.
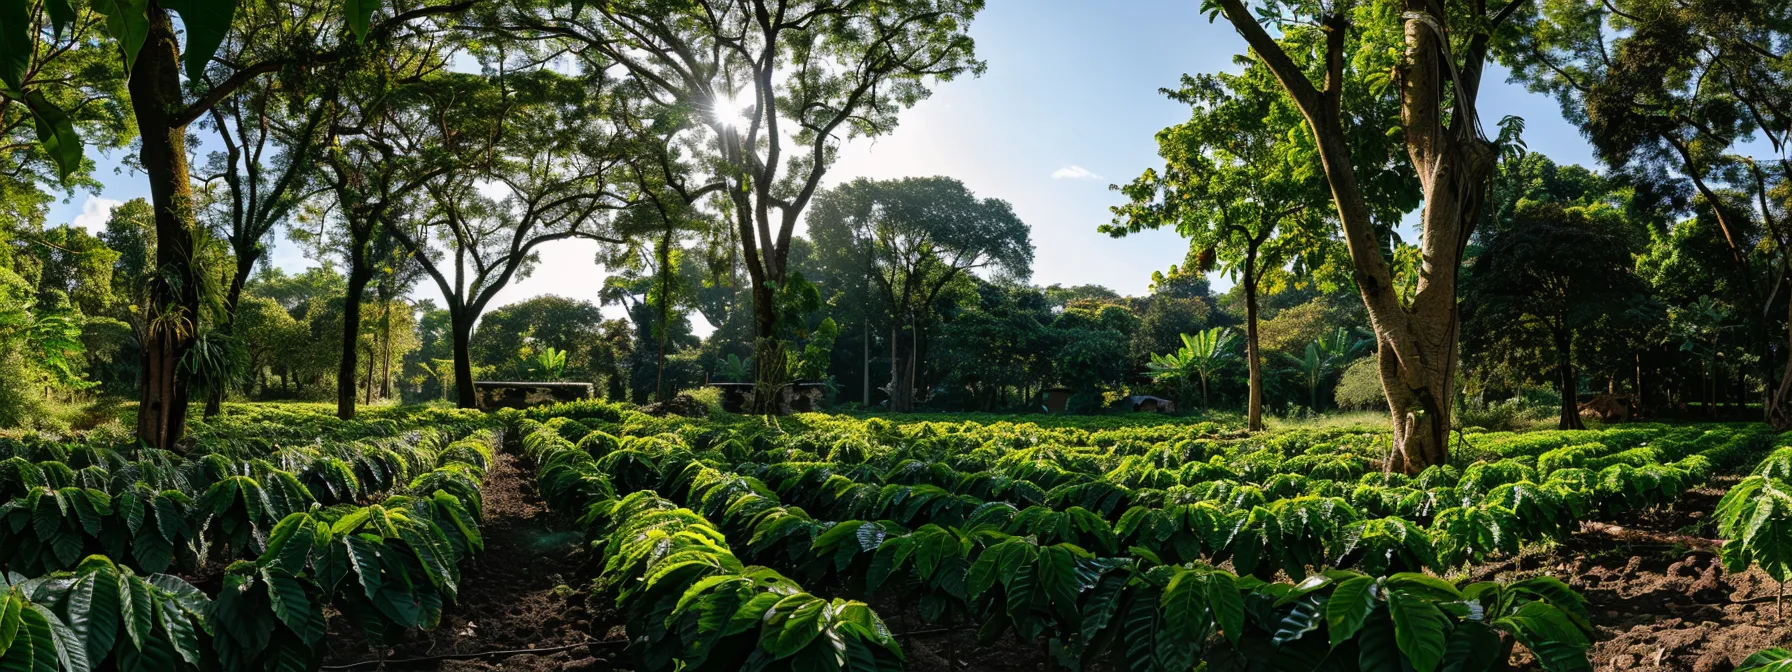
[1464,198,1655,429]
[0,0,475,446]
[806,176,1032,411]
[930,280,1055,411]
[470,294,608,384]
[197,63,331,331]
[386,70,633,408]
[294,37,457,419]
[1108,64,1331,431]
[1049,303,1139,408]
[1508,0,1792,423]
[492,0,985,412]
[0,0,131,213]
[1201,0,1531,471]
[0,0,478,446]
[599,96,725,402]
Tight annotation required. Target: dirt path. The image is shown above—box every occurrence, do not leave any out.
[319,458,1791,671]
[321,452,618,671]
[1471,482,1792,672]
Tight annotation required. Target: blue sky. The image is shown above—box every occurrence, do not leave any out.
[50,0,1604,312]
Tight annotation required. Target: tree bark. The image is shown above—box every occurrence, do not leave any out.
[655,231,672,401]
[132,6,198,451]
[337,265,371,419]
[863,320,871,406]
[380,299,394,400]
[224,247,258,328]
[745,269,788,414]
[1214,1,1495,472]
[889,321,914,412]
[364,347,375,406]
[452,310,477,408]
[1555,328,1584,430]
[1243,251,1264,431]
[888,328,907,412]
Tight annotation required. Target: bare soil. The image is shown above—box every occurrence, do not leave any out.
[319,452,623,671]
[320,461,1792,672]
[1467,480,1792,672]
[892,479,1792,672]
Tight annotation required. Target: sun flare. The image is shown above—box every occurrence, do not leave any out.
[710,91,755,130]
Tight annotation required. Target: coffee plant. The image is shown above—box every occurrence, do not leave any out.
[495,400,1747,671]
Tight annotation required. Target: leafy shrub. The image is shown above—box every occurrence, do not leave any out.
[0,555,211,671]
[1333,356,1384,410]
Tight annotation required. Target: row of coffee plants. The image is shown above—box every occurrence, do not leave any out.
[504,408,913,671]
[1717,433,1792,591]
[518,409,1770,581]
[0,492,482,671]
[0,404,497,671]
[0,415,491,575]
[1724,432,1792,672]
[506,402,1605,671]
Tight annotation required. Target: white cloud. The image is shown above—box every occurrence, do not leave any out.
[70,196,122,230]
[1050,165,1102,180]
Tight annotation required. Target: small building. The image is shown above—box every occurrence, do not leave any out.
[473,381,593,411]
[1124,395,1175,413]
[1043,386,1074,413]
[708,381,828,414]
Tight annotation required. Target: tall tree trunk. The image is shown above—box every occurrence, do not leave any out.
[864,240,874,406]
[452,310,477,409]
[337,266,370,420]
[1216,2,1493,473]
[889,321,913,412]
[1555,328,1584,430]
[1774,289,1792,426]
[1374,5,1491,472]
[364,347,375,405]
[132,6,198,451]
[747,278,788,414]
[863,320,871,405]
[910,322,921,406]
[225,248,258,327]
[656,233,672,402]
[1243,256,1264,431]
[888,328,906,412]
[380,300,394,400]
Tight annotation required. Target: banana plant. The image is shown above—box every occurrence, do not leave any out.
[524,346,569,381]
[1284,327,1369,412]
[1147,327,1237,409]
[718,353,753,383]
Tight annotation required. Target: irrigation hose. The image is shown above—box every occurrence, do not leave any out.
[321,627,963,669]
[320,639,626,670]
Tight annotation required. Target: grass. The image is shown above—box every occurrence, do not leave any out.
[1262,410,1390,432]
